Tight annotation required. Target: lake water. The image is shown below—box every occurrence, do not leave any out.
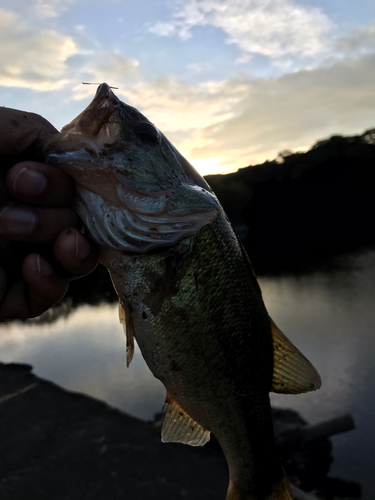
[1,249,375,498]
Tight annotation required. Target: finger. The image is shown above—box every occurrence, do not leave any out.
[0,203,79,243]
[54,228,99,278]
[0,108,58,156]
[7,161,75,206]
[0,254,68,320]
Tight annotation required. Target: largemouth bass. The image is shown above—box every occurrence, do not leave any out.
[45,83,321,500]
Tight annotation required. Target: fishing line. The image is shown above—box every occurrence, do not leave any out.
[82,82,119,89]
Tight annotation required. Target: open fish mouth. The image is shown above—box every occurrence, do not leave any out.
[45,83,222,253]
[47,83,123,155]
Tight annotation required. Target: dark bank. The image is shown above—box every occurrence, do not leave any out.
[0,363,359,500]
[207,128,375,273]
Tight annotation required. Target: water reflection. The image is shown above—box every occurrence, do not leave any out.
[264,251,375,499]
[0,304,166,420]
[1,250,375,498]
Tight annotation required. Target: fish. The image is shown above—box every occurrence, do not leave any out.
[45,83,321,500]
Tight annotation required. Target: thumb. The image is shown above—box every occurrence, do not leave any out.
[0,108,58,156]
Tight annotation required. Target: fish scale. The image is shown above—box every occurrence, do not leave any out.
[45,82,321,500]
[104,213,282,499]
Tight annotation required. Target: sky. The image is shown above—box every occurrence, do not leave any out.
[1,0,375,175]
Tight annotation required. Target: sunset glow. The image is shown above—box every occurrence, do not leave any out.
[1,1,375,174]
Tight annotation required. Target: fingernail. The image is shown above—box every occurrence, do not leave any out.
[36,254,53,277]
[74,231,91,260]
[13,167,47,197]
[0,206,37,237]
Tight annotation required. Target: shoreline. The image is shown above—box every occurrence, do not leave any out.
[0,363,359,500]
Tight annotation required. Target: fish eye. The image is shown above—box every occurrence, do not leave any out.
[134,122,160,144]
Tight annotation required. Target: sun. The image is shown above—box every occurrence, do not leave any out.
[190,157,225,176]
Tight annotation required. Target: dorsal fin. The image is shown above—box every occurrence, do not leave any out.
[119,302,135,367]
[161,395,211,447]
[270,317,321,394]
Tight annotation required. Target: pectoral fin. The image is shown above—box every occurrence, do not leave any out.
[161,396,211,447]
[119,302,135,367]
[270,317,321,394]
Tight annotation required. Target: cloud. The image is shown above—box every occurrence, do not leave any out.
[1,0,75,18]
[29,0,75,18]
[2,1,375,176]
[0,9,77,90]
[113,76,249,173]
[335,21,375,56]
[119,76,245,131]
[149,0,332,59]
[191,55,375,169]
[0,9,139,96]
[104,54,375,174]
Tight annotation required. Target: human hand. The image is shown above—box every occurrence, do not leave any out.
[0,108,99,320]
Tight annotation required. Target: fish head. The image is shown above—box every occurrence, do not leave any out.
[45,83,221,254]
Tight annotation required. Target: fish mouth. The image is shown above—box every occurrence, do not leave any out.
[46,83,122,154]
[44,83,222,254]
